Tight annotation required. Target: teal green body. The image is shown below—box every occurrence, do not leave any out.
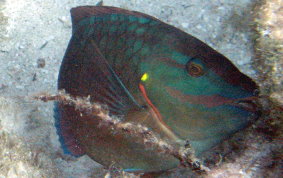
[56,6,260,173]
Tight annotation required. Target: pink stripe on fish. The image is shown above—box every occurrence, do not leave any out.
[165,87,234,108]
[155,57,184,69]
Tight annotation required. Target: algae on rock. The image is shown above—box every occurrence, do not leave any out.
[253,0,283,105]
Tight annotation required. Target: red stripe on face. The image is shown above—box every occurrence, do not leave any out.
[166,87,259,113]
[155,57,184,69]
[139,84,172,130]
[165,87,234,108]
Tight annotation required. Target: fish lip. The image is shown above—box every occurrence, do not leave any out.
[231,97,260,114]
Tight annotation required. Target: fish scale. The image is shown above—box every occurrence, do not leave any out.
[88,16,155,89]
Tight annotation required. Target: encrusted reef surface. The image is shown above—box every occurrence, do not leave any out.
[202,1,283,177]
[0,0,282,177]
[253,0,283,103]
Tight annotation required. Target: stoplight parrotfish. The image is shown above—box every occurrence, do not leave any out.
[55,6,260,173]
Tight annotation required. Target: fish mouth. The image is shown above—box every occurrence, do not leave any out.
[231,96,260,114]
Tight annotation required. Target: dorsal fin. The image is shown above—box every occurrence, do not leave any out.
[70,6,160,28]
[96,1,103,6]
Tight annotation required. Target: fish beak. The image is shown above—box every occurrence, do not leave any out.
[232,96,261,114]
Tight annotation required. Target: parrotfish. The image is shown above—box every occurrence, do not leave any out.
[55,6,260,173]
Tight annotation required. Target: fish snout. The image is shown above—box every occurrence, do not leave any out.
[233,96,261,115]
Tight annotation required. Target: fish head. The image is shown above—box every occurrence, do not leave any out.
[139,40,260,155]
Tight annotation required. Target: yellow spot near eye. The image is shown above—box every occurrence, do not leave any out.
[141,73,149,81]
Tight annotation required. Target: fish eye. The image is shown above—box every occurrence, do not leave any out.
[186,61,204,77]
